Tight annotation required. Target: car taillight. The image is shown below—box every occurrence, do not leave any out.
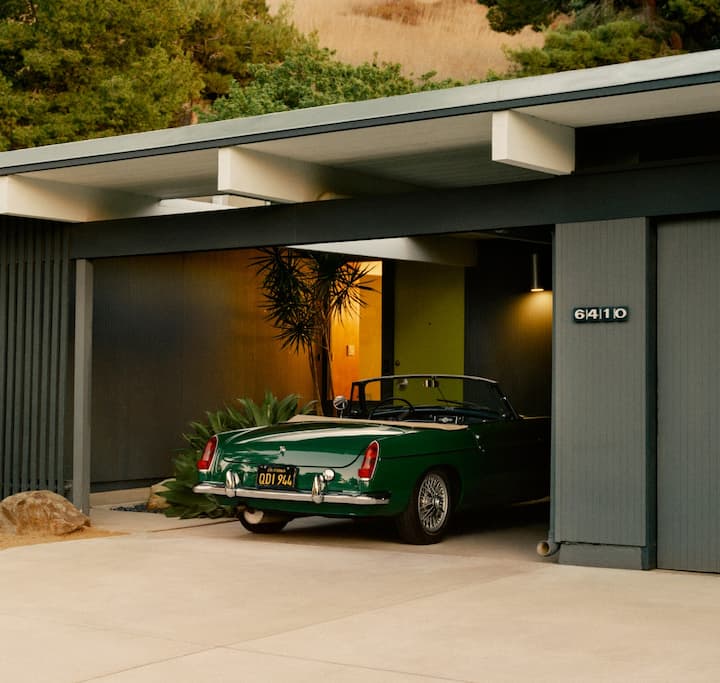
[197,435,218,472]
[358,440,379,482]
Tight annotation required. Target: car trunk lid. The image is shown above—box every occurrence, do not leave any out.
[218,419,414,469]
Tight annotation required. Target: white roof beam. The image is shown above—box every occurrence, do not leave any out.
[218,147,337,203]
[492,110,574,175]
[299,236,477,267]
[0,176,267,221]
[0,175,163,222]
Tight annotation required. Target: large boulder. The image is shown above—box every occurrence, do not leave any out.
[0,490,90,536]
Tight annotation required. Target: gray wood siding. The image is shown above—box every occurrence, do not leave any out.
[657,217,720,572]
[0,218,70,497]
[91,250,314,486]
[553,219,653,546]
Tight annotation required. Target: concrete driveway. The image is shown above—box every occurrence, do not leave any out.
[1,504,719,682]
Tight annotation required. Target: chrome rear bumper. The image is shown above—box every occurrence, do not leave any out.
[193,481,389,506]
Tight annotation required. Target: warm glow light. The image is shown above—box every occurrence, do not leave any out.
[518,291,554,320]
[507,291,554,328]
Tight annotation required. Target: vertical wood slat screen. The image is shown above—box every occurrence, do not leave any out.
[0,219,70,498]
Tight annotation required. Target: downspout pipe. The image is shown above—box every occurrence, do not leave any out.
[537,234,560,561]
[536,538,560,557]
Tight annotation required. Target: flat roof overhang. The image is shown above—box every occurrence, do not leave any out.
[0,50,719,229]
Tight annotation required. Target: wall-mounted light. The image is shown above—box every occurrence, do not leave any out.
[531,253,544,292]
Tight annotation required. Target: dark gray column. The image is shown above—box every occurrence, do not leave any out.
[657,216,720,572]
[552,218,656,570]
[72,259,93,513]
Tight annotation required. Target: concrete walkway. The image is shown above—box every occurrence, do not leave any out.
[1,507,719,682]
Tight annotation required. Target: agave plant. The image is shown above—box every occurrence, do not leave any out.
[159,392,316,518]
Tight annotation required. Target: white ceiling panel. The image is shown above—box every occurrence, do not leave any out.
[22,149,220,199]
[244,113,494,164]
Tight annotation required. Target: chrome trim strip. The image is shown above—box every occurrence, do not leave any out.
[193,482,389,505]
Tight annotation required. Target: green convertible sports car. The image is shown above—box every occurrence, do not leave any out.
[193,374,550,544]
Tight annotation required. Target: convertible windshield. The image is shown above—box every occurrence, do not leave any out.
[349,374,515,424]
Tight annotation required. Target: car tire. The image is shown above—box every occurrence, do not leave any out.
[395,468,452,545]
[238,508,289,534]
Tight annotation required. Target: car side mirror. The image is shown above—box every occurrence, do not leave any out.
[333,395,348,417]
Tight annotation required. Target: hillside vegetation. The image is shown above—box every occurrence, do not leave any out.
[266,0,544,82]
[2,0,714,150]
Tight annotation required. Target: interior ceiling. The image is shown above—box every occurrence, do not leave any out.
[11,80,720,204]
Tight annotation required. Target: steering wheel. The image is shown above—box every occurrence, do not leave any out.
[369,397,416,420]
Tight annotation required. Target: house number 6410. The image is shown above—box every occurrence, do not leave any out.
[573,306,629,323]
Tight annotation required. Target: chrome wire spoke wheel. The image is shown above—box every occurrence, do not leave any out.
[417,472,449,533]
[396,468,452,544]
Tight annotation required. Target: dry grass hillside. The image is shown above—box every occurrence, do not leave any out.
[267,0,544,82]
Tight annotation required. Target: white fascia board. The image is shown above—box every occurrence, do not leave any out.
[218,147,331,203]
[298,237,478,267]
[492,110,575,175]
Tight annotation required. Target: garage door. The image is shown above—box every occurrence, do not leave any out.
[657,217,720,572]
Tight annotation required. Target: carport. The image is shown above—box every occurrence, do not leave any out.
[2,50,720,571]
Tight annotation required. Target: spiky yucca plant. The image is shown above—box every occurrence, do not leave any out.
[252,248,374,411]
[159,392,316,518]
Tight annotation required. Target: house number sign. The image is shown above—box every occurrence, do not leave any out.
[573,306,629,323]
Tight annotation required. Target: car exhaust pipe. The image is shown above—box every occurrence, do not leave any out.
[536,539,560,557]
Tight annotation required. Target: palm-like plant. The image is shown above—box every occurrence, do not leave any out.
[253,248,374,410]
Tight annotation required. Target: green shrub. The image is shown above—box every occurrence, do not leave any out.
[159,392,316,518]
[157,450,234,519]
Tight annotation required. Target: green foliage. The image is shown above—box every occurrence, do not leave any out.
[484,0,718,77]
[0,0,202,150]
[663,0,720,50]
[505,19,671,76]
[484,0,575,34]
[482,1,666,34]
[253,248,373,354]
[0,0,315,149]
[251,248,375,405]
[201,43,462,121]
[159,392,316,519]
[181,0,311,101]
[3,0,447,149]
[156,451,235,519]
